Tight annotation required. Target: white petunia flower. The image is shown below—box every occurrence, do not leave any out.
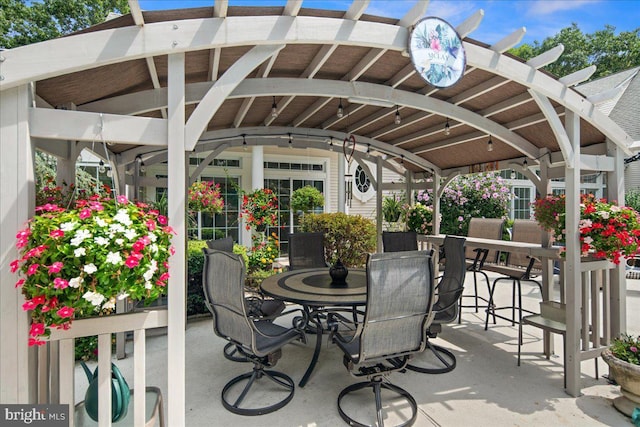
[94,217,107,227]
[117,292,130,301]
[109,223,125,234]
[69,277,83,288]
[82,291,105,307]
[114,209,133,226]
[150,244,159,253]
[124,229,137,240]
[60,221,78,231]
[83,263,98,274]
[583,236,593,244]
[71,229,92,246]
[599,211,610,219]
[94,236,110,246]
[115,238,124,246]
[102,298,116,310]
[147,233,157,243]
[611,205,621,212]
[106,251,123,265]
[74,247,86,257]
[145,281,153,290]
[143,269,154,281]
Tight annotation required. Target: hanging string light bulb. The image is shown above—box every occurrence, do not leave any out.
[98,160,106,173]
[394,105,401,125]
[444,118,450,135]
[487,136,493,152]
[242,134,248,151]
[337,99,344,118]
[271,96,278,118]
[329,136,334,151]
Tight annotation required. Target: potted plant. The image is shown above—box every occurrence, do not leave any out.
[533,193,640,264]
[405,203,434,235]
[11,191,175,346]
[291,185,324,216]
[188,180,224,215]
[382,194,405,231]
[601,334,640,417]
[240,188,278,235]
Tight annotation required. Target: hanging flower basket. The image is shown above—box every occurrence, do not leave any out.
[188,180,224,215]
[11,194,176,346]
[533,193,640,264]
[240,188,278,233]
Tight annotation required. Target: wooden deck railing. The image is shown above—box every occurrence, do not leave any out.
[41,309,168,427]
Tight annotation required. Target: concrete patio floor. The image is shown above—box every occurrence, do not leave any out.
[76,272,639,426]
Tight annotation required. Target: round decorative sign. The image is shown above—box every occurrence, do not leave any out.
[409,17,466,88]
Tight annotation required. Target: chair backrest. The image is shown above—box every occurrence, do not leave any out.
[206,236,234,252]
[202,249,254,350]
[359,251,435,362]
[288,232,327,270]
[466,218,504,263]
[434,236,466,322]
[382,231,418,252]
[508,220,543,270]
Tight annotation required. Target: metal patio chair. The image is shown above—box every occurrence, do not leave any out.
[202,249,304,416]
[329,250,435,426]
[382,231,418,252]
[287,232,328,270]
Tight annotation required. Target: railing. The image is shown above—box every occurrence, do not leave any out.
[42,309,168,427]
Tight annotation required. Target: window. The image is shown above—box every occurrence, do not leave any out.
[188,176,240,242]
[264,178,325,255]
[354,165,371,193]
[513,187,531,219]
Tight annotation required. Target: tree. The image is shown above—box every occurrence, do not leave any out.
[1,0,130,49]
[510,23,640,80]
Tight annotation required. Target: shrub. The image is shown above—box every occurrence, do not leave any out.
[291,186,324,214]
[405,203,433,234]
[626,189,640,214]
[300,213,376,267]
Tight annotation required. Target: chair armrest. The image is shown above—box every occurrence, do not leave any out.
[326,311,362,345]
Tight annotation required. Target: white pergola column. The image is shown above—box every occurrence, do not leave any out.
[167,52,187,426]
[606,140,626,336]
[564,109,582,397]
[0,84,35,403]
[432,171,440,235]
[538,157,555,357]
[251,145,264,189]
[376,156,383,252]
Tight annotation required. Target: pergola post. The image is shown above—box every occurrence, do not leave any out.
[606,140,627,336]
[564,109,582,397]
[0,84,36,403]
[376,156,383,252]
[338,152,346,213]
[54,103,77,189]
[167,52,187,426]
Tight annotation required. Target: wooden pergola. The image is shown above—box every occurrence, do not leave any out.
[1,1,637,424]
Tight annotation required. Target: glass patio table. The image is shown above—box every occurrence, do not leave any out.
[260,268,366,387]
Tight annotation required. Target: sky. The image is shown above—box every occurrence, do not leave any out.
[137,0,640,46]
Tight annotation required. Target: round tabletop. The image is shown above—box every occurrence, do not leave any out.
[260,268,367,307]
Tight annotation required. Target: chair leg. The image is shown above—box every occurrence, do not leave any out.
[337,379,417,427]
[221,365,295,416]
[405,340,457,374]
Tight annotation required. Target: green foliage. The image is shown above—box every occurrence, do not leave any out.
[626,189,640,213]
[509,23,640,80]
[382,194,405,223]
[246,269,277,291]
[291,186,324,214]
[438,173,511,235]
[75,336,98,361]
[610,333,640,365]
[1,0,130,49]
[247,233,279,271]
[406,203,433,234]
[300,213,376,267]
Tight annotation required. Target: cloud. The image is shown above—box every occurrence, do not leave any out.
[527,0,601,16]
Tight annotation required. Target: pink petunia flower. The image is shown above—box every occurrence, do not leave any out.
[22,300,37,311]
[48,262,63,274]
[16,229,31,239]
[10,259,20,273]
[32,295,46,305]
[158,215,168,225]
[29,323,45,337]
[125,256,140,268]
[56,306,74,319]
[145,219,156,231]
[53,278,69,290]
[78,208,92,219]
[49,229,64,238]
[27,264,39,276]
[159,272,170,282]
[132,241,145,252]
[15,279,25,288]
[117,195,128,204]
[28,338,47,347]
[16,238,28,248]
